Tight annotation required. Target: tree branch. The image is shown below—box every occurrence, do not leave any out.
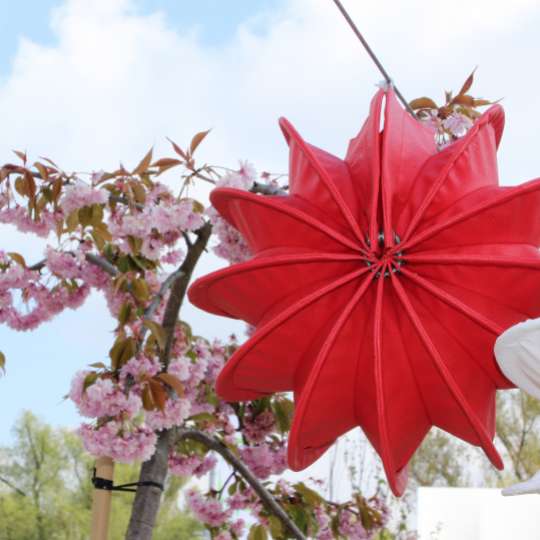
[250,182,288,196]
[175,429,306,540]
[84,253,118,276]
[0,475,26,497]
[28,253,118,276]
[160,221,212,369]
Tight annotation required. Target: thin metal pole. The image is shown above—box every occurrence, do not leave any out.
[330,0,416,117]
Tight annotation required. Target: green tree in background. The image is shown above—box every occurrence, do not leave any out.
[0,411,204,540]
[409,389,540,490]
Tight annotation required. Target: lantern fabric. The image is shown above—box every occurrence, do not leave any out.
[188,88,540,496]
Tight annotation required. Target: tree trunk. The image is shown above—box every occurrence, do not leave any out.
[125,431,171,540]
[125,223,212,540]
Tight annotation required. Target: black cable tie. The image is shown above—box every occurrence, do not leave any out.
[92,468,164,493]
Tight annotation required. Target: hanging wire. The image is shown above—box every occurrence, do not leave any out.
[330,0,416,117]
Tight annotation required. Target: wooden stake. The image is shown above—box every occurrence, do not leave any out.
[90,457,114,540]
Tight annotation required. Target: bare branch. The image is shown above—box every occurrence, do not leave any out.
[137,269,185,348]
[250,182,288,196]
[0,475,27,497]
[29,253,117,276]
[175,428,306,540]
[160,221,212,368]
[84,253,118,276]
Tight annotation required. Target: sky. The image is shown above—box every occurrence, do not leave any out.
[0,0,539,509]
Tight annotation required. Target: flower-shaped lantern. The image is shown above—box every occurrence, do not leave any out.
[189,88,540,496]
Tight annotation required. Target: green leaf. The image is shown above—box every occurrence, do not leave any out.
[0,351,6,374]
[88,362,107,370]
[131,278,150,303]
[248,524,268,540]
[65,210,80,232]
[109,337,137,370]
[289,505,309,534]
[78,206,93,227]
[294,482,324,505]
[117,302,132,326]
[116,256,130,273]
[273,398,294,433]
[143,320,166,349]
[268,515,284,539]
[83,372,98,392]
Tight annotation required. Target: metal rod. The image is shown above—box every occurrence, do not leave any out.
[330,0,416,117]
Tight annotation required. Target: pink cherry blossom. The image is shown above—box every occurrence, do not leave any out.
[79,421,157,463]
[239,443,287,479]
[186,489,231,527]
[60,182,108,215]
[168,452,217,477]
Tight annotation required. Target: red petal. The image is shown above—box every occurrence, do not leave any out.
[211,188,359,254]
[399,105,505,240]
[216,270,369,401]
[288,275,375,472]
[403,178,540,252]
[392,276,503,470]
[406,245,540,334]
[380,89,437,247]
[279,118,365,245]
[345,89,384,246]
[189,252,363,324]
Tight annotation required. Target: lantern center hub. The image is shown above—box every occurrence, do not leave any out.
[364,231,404,278]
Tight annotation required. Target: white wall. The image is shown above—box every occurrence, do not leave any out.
[418,487,540,539]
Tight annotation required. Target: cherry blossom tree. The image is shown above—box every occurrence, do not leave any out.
[0,135,398,540]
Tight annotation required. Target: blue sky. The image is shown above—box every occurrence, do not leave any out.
[0,1,283,77]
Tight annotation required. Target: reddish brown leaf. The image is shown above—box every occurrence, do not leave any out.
[473,98,493,107]
[409,97,438,110]
[452,94,476,107]
[39,157,59,170]
[13,150,27,164]
[167,138,188,160]
[458,68,476,97]
[142,384,155,410]
[152,158,182,168]
[156,373,185,397]
[24,171,36,200]
[133,148,153,176]
[34,162,48,180]
[8,252,27,268]
[189,130,211,155]
[149,379,167,411]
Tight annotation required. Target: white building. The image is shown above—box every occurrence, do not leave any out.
[418,487,540,539]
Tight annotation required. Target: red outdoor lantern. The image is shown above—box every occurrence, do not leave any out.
[188,88,540,496]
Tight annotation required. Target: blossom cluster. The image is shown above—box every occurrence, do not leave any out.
[411,69,493,149]
[207,161,255,265]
